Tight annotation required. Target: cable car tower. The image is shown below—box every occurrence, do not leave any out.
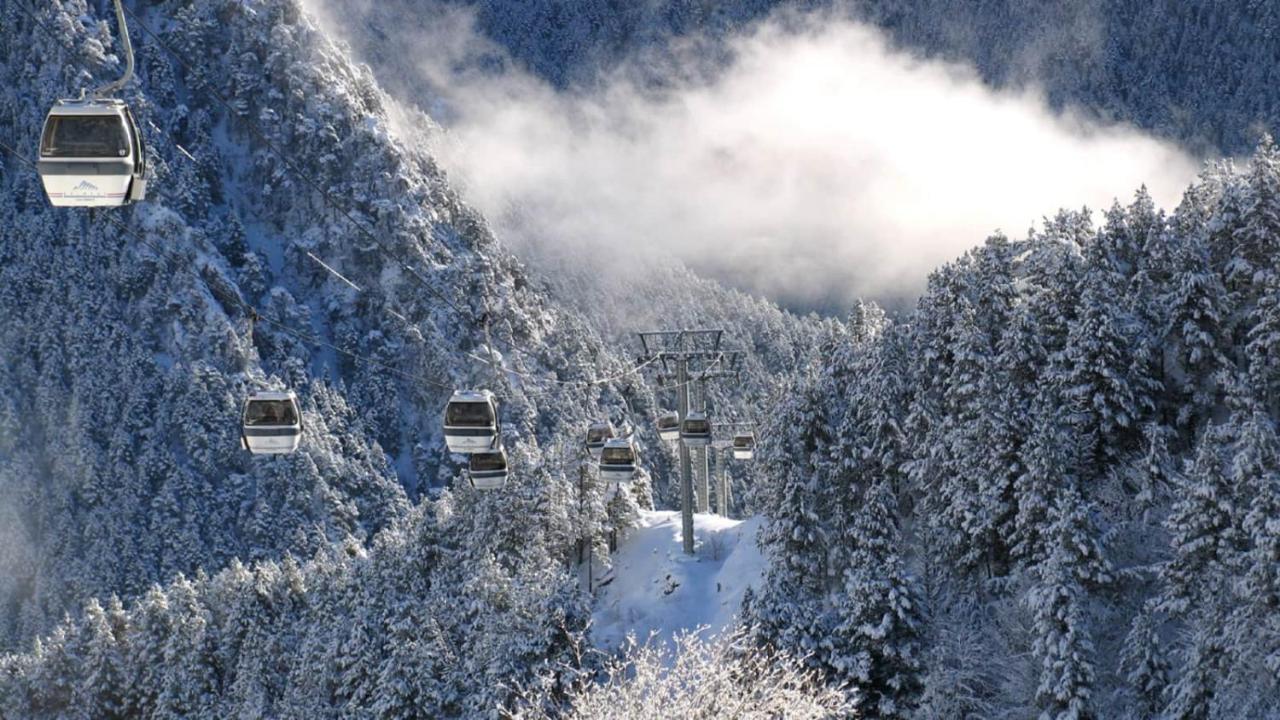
[636,330,743,554]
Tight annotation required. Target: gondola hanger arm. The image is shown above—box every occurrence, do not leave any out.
[90,0,135,99]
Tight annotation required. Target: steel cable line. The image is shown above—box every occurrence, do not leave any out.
[464,351,661,387]
[2,129,660,391]
[291,238,660,386]
[0,138,455,391]
[287,214,660,385]
[297,239,660,386]
[650,354,727,393]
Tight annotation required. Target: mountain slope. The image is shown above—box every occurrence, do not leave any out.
[1,0,755,654]
[747,147,1280,718]
[591,510,765,654]
[8,1,1277,718]
[0,492,590,717]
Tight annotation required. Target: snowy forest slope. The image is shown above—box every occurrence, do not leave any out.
[0,0,809,666]
[4,0,1280,718]
[747,150,1280,718]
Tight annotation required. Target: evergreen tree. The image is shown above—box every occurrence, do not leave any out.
[1027,489,1109,720]
[1246,271,1280,416]
[1012,382,1083,566]
[75,597,127,719]
[1223,408,1280,700]
[1225,136,1280,308]
[1062,212,1160,470]
[829,480,925,718]
[1161,428,1241,616]
[1162,625,1227,720]
[1121,608,1170,720]
[752,371,835,665]
[1160,196,1229,431]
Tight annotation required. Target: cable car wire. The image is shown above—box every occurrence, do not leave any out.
[463,351,660,387]
[304,250,363,292]
[0,137,453,392]
[1,133,661,393]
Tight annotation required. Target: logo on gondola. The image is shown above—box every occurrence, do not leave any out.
[74,180,99,192]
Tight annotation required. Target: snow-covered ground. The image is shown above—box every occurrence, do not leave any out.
[591,510,765,654]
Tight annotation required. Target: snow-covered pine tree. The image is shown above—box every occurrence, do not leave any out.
[1160,426,1241,617]
[829,479,925,718]
[932,295,999,571]
[1121,607,1171,720]
[1131,422,1177,519]
[75,597,128,719]
[1062,204,1160,472]
[1162,624,1228,720]
[751,367,836,667]
[1159,183,1229,432]
[1224,137,1280,311]
[1012,380,1083,566]
[1157,411,1259,718]
[1220,406,1280,711]
[1246,270,1280,417]
[1027,488,1110,720]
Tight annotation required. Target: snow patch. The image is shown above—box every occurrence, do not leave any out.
[591,510,765,655]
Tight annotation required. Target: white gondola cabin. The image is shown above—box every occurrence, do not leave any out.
[241,390,302,455]
[38,99,147,207]
[656,411,681,442]
[599,438,638,485]
[444,390,500,454]
[585,422,615,460]
[681,411,712,447]
[733,432,756,460]
[469,449,509,490]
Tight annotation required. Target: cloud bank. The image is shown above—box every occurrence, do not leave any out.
[315,4,1203,310]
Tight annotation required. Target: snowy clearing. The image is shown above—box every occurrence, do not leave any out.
[591,510,765,654]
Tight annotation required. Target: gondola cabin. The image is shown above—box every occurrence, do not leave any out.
[38,99,147,207]
[656,411,681,442]
[585,422,615,460]
[241,390,302,455]
[444,390,500,454]
[469,449,509,490]
[599,438,638,485]
[681,411,712,447]
[733,432,756,460]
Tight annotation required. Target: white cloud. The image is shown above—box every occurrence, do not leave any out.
[312,4,1203,309]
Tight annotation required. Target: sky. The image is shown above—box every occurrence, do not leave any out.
[308,2,1204,311]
